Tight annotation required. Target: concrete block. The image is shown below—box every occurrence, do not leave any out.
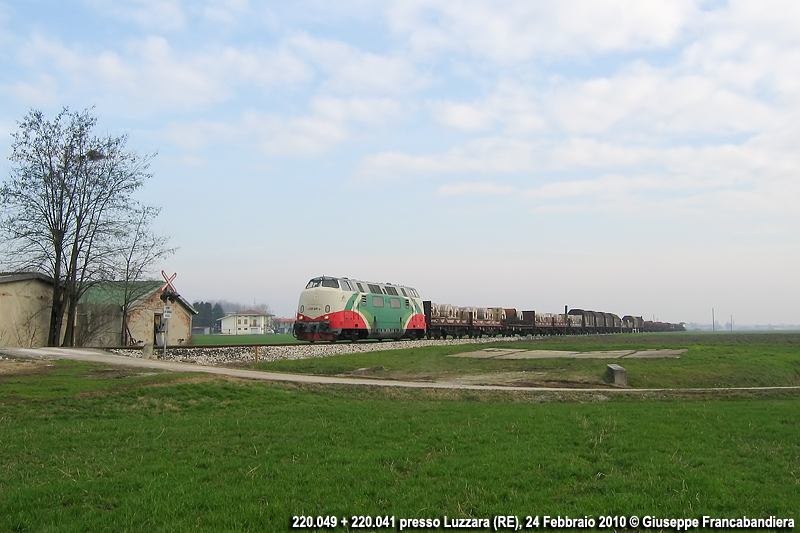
[143,343,156,360]
[606,364,627,386]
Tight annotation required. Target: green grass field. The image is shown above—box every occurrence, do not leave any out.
[255,332,800,389]
[2,333,799,532]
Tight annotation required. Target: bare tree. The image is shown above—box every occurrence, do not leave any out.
[1,108,160,346]
[112,203,176,345]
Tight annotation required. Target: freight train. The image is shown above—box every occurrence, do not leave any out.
[293,275,685,342]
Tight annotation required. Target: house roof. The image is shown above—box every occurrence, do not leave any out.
[80,281,198,314]
[0,272,55,285]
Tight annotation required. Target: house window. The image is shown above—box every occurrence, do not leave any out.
[238,319,241,324]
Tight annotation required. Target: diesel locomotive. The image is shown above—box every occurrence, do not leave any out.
[293,275,685,342]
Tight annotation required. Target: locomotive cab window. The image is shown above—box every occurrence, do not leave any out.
[306,277,340,289]
[340,280,353,291]
[356,282,365,292]
[390,298,401,309]
[372,295,384,307]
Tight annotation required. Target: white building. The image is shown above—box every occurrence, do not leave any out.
[273,318,296,334]
[218,310,273,335]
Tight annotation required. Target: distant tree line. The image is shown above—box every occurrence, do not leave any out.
[191,302,225,328]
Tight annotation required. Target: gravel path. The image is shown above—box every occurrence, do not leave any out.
[110,337,527,366]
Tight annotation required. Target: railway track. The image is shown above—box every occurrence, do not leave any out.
[107,336,529,365]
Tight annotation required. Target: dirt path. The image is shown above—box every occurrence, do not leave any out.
[3,346,800,394]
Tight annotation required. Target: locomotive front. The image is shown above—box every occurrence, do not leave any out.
[293,276,426,342]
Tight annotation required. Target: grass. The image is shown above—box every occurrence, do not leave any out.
[2,333,800,531]
[254,332,800,389]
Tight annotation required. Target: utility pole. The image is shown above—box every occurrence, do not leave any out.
[712,308,715,332]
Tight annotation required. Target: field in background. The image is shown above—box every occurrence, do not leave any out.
[2,332,799,531]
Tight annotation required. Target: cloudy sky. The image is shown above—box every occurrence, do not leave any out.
[2,0,799,326]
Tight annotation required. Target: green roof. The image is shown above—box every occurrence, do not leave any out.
[80,281,162,306]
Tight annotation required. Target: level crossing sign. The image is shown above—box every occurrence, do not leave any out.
[160,271,177,293]
[163,305,173,319]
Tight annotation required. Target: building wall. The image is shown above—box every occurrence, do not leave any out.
[76,303,123,346]
[128,292,193,346]
[0,278,53,348]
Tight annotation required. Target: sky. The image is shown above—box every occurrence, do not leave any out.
[1,0,799,326]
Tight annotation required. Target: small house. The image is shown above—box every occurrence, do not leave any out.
[78,281,197,347]
[218,310,273,335]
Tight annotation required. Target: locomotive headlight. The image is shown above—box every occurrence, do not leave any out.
[324,315,329,319]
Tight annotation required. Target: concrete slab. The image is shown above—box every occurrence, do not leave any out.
[625,349,687,358]
[572,350,634,359]
[495,350,579,359]
[449,348,527,358]
[452,349,683,359]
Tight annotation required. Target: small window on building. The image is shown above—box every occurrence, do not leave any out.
[390,298,401,309]
[238,318,241,324]
[372,295,384,307]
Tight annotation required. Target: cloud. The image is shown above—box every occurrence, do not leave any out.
[428,80,546,133]
[86,0,187,32]
[355,137,540,182]
[288,32,428,95]
[437,182,516,196]
[164,96,404,155]
[9,33,312,113]
[387,0,697,61]
[202,0,251,24]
